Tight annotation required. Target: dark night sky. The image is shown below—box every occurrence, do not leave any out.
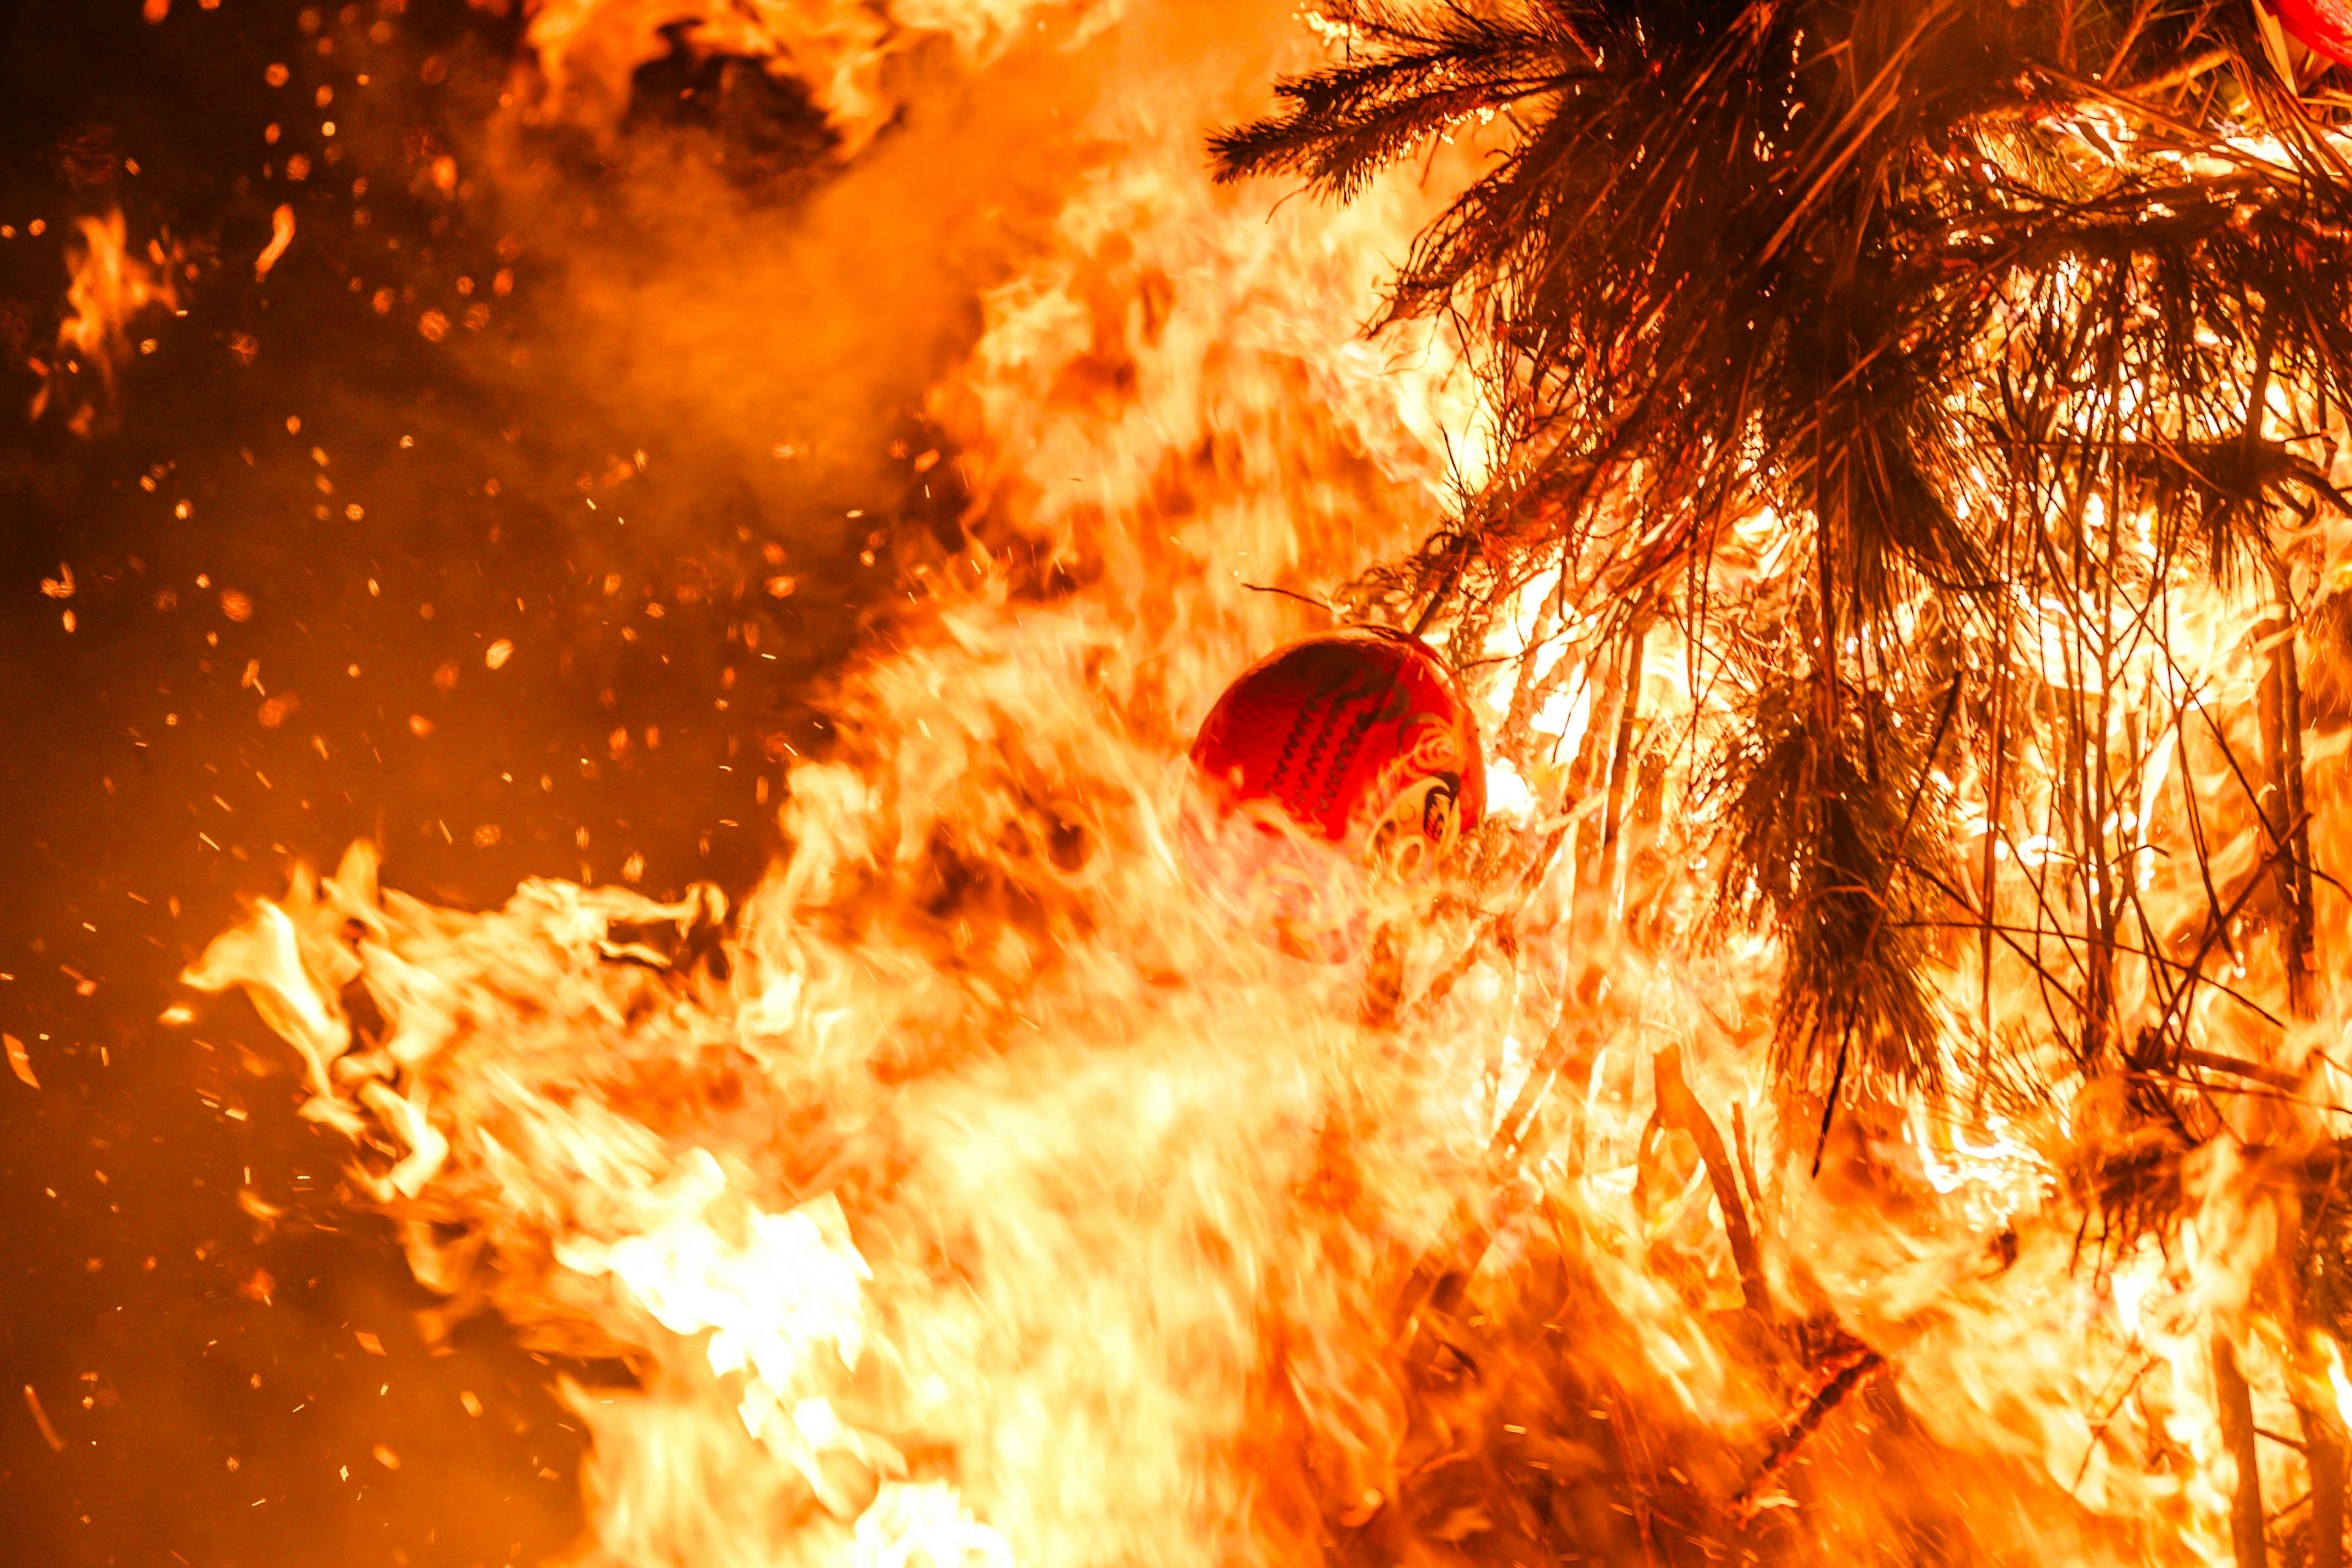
[0,3,961,1561]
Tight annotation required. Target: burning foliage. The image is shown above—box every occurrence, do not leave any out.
[153,0,2352,1566]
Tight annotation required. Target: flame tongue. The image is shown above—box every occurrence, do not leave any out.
[31,209,181,435]
[190,835,1482,1566]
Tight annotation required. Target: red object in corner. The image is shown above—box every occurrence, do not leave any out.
[2274,0,2352,67]
[1188,626,1484,960]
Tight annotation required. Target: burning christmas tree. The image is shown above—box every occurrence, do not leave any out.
[145,0,2352,1564]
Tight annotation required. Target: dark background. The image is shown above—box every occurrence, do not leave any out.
[0,2,965,1561]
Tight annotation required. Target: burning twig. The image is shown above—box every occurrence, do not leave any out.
[2259,593,2320,1023]
[1729,1100,1764,1218]
[1728,1346,1886,1520]
[2171,1046,2305,1094]
[1587,622,1648,925]
[1390,971,1595,1342]
[2215,1338,2267,1568]
[1648,1044,1770,1322]
[254,203,295,282]
[2303,1401,2347,1568]
[2242,293,2323,1029]
[1408,818,1569,1020]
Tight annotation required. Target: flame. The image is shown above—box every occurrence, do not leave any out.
[252,203,295,282]
[182,2,2352,1564]
[29,209,182,436]
[520,0,1120,151]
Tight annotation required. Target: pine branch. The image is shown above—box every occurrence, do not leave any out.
[1215,0,2352,1119]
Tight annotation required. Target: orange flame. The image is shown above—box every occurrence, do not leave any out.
[30,209,182,436]
[520,0,1120,151]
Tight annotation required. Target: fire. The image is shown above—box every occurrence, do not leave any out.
[175,1,2352,1565]
[29,208,183,436]
[519,0,1119,151]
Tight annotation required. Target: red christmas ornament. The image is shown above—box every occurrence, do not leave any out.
[2272,0,2352,66]
[1187,626,1485,962]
